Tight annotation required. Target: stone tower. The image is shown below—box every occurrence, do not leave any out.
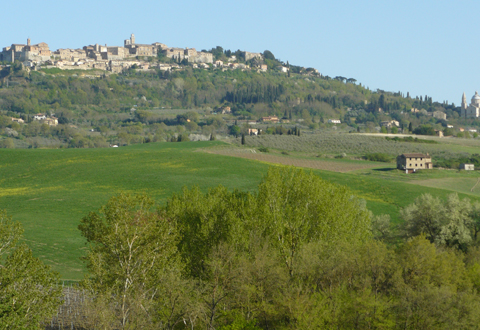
[27,38,31,46]
[462,92,467,110]
[130,33,135,45]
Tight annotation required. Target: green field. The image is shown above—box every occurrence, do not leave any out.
[1,140,479,280]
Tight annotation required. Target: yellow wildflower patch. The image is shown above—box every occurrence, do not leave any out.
[0,187,30,197]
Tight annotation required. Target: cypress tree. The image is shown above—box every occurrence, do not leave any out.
[241,133,245,145]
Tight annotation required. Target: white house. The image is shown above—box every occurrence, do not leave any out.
[33,113,46,120]
[460,163,475,170]
[328,119,341,124]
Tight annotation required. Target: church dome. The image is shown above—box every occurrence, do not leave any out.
[472,91,480,101]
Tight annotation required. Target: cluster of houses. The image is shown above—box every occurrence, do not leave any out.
[0,35,289,75]
[10,113,58,126]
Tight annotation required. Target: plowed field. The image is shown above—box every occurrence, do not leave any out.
[205,149,382,172]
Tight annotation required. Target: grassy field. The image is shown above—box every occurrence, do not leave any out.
[1,140,479,280]
[0,141,269,280]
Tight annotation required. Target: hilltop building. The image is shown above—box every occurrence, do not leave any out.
[0,38,51,63]
[461,91,480,118]
[162,47,213,63]
[124,34,157,57]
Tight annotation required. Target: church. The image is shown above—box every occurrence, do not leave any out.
[461,91,480,118]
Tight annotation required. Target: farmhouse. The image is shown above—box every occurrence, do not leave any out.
[261,116,279,123]
[380,120,400,128]
[221,106,231,114]
[33,113,46,120]
[460,163,475,170]
[328,119,341,124]
[396,153,433,172]
[44,117,58,126]
[11,117,24,124]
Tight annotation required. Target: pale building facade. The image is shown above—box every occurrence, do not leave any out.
[396,153,433,171]
[461,91,480,118]
[0,38,51,63]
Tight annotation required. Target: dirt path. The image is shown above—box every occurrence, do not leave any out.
[204,149,383,172]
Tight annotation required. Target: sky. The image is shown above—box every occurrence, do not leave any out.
[1,0,478,106]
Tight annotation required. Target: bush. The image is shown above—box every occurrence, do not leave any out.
[363,153,394,162]
[413,125,436,136]
[258,147,269,153]
[385,136,438,144]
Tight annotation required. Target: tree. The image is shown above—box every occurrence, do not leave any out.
[0,138,14,149]
[413,125,436,136]
[78,194,182,329]
[263,50,275,60]
[241,133,245,145]
[253,167,371,276]
[401,193,474,249]
[0,210,62,329]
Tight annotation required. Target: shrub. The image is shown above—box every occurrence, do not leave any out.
[258,147,269,153]
[413,125,436,136]
[363,153,394,162]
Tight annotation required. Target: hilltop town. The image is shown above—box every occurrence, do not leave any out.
[0,34,303,75]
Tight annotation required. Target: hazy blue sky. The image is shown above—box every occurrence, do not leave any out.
[1,0,478,105]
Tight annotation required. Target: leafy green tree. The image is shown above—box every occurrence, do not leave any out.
[372,214,392,241]
[413,124,436,136]
[0,138,14,149]
[263,50,275,60]
[78,194,182,329]
[253,167,371,276]
[0,210,62,329]
[401,193,474,249]
[165,186,250,278]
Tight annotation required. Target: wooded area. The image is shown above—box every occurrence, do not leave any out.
[3,167,480,329]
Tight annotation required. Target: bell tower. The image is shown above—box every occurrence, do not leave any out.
[462,92,467,110]
[130,33,135,45]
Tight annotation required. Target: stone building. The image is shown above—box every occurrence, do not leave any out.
[124,34,157,57]
[54,48,87,61]
[1,38,51,63]
[396,153,433,172]
[241,51,263,61]
[432,111,447,120]
[162,47,213,63]
[461,91,480,118]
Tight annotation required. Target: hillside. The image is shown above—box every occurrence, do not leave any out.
[0,53,470,151]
